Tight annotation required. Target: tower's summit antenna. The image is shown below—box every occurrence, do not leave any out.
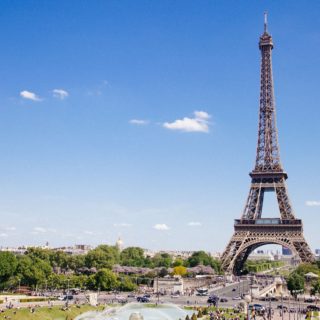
[264,12,268,32]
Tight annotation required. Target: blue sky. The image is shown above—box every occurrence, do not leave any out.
[0,1,319,252]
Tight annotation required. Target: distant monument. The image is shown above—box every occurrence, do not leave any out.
[116,236,124,251]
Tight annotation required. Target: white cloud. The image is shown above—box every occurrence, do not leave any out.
[113,223,132,227]
[187,222,202,227]
[194,111,210,120]
[129,119,149,125]
[84,230,94,235]
[53,89,69,100]
[20,90,42,101]
[153,223,170,231]
[0,233,8,237]
[5,226,16,231]
[306,201,320,207]
[31,227,56,235]
[163,110,211,133]
[33,227,47,233]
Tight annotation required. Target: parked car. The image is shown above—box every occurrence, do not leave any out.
[307,305,320,312]
[220,298,228,303]
[305,298,316,303]
[253,304,265,312]
[207,295,219,305]
[277,305,288,310]
[233,296,242,300]
[137,296,150,303]
[248,304,266,316]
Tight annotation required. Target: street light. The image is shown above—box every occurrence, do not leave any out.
[292,289,304,320]
[66,278,70,308]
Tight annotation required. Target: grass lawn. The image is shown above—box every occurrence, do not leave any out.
[0,304,105,320]
[184,306,246,320]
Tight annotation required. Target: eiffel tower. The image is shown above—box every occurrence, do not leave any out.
[220,14,314,275]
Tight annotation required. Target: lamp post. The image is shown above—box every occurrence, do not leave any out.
[268,294,272,320]
[66,278,70,308]
[292,289,303,320]
[244,295,252,320]
[281,293,284,320]
[18,278,21,293]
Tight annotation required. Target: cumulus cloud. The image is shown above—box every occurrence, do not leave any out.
[84,230,94,235]
[306,201,320,207]
[113,223,132,227]
[153,223,170,231]
[187,221,202,227]
[163,110,211,133]
[0,233,8,237]
[53,89,69,100]
[20,90,42,101]
[129,119,149,125]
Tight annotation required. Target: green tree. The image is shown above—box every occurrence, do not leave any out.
[294,263,320,277]
[287,273,305,295]
[120,247,145,267]
[311,280,320,296]
[0,252,18,288]
[94,269,119,291]
[186,251,213,267]
[49,250,69,269]
[85,245,119,269]
[172,258,185,267]
[16,255,52,287]
[152,253,172,268]
[26,247,51,262]
[118,276,137,291]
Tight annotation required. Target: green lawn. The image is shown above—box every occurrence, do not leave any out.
[0,304,105,320]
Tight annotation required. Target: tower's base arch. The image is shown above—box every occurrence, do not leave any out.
[221,228,314,275]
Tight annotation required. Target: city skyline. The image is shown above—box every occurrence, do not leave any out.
[0,1,319,251]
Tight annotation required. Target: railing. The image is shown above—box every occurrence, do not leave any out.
[234,218,302,226]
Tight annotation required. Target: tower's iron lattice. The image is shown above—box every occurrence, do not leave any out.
[220,15,314,275]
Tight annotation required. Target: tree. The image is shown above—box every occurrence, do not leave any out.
[152,253,172,268]
[85,245,119,270]
[173,266,187,277]
[294,263,320,277]
[120,247,145,267]
[26,247,51,262]
[118,276,137,291]
[172,258,185,267]
[287,273,305,295]
[0,252,18,288]
[94,269,119,291]
[158,268,168,277]
[186,251,213,267]
[16,255,52,288]
[311,280,320,296]
[49,250,69,269]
